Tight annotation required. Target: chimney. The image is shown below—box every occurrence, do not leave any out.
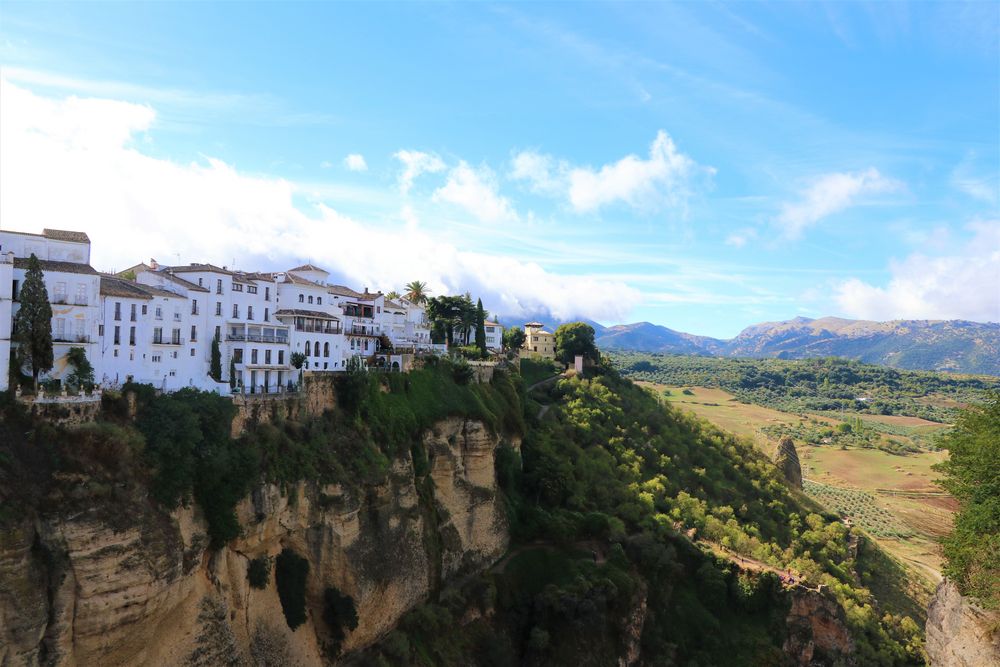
[150,258,159,270]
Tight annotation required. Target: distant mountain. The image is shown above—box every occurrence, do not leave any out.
[594,316,1000,376]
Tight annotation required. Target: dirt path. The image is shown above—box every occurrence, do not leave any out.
[527,372,566,392]
[700,540,821,592]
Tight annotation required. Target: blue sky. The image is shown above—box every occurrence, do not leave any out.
[1,2,998,337]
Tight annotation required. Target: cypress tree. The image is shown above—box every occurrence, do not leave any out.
[210,334,222,381]
[475,298,487,357]
[13,254,54,389]
[229,356,237,391]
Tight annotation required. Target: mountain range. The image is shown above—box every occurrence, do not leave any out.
[502,316,1000,376]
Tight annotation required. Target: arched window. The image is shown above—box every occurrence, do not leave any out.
[317,297,322,305]
[299,294,304,303]
[308,295,314,304]
[324,342,330,357]
[314,341,321,356]
[304,340,311,356]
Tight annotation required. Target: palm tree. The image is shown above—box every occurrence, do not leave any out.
[386,290,401,301]
[404,280,429,304]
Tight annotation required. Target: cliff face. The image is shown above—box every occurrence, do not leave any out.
[783,587,855,667]
[0,417,518,667]
[773,436,802,489]
[926,580,1000,667]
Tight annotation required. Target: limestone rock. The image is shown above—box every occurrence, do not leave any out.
[926,579,1000,667]
[774,436,803,489]
[783,587,855,666]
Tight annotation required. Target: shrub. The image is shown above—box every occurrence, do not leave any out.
[248,555,271,589]
[323,586,359,652]
[275,548,310,629]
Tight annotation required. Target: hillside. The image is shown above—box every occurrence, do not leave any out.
[0,359,929,666]
[592,317,1000,376]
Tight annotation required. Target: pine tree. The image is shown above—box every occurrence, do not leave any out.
[13,254,54,389]
[475,298,487,357]
[210,334,222,381]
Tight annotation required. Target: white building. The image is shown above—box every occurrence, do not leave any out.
[0,251,13,391]
[272,264,346,373]
[0,229,101,386]
[328,285,385,363]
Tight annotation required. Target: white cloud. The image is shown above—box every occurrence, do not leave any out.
[951,154,998,204]
[0,79,635,321]
[510,131,712,214]
[344,153,368,172]
[725,228,757,248]
[433,162,518,223]
[320,160,333,169]
[834,220,1000,322]
[393,149,445,194]
[776,168,904,238]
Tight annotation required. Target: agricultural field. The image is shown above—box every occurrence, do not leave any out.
[639,380,955,580]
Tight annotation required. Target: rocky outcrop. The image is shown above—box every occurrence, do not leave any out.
[774,436,802,489]
[0,418,517,667]
[926,579,1000,667]
[783,587,855,666]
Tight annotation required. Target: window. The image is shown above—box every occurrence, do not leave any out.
[264,308,269,322]
[169,369,176,376]
[130,303,137,321]
[152,354,161,363]
[265,350,271,364]
[113,349,119,357]
[251,349,258,364]
[54,282,67,303]
[324,342,330,357]
[299,294,304,303]
[265,287,270,301]
[98,324,105,337]
[191,299,198,315]
[153,327,163,344]
[172,328,181,345]
[11,280,19,301]
[191,348,196,356]
[142,304,147,315]
[304,340,311,356]
[113,325,121,345]
[233,348,243,363]
[172,351,178,359]
[278,350,284,365]
[129,350,134,361]
[232,283,243,292]
[215,302,222,316]
[190,325,197,342]
[75,283,87,305]
[173,308,181,322]
[232,304,239,318]
[129,326,136,346]
[114,302,122,321]
[314,341,320,356]
[317,297,322,305]
[155,306,162,320]
[215,325,221,341]
[247,285,257,294]
[216,279,223,294]
[308,295,314,304]
[53,318,65,340]
[377,306,381,314]
[247,306,254,320]
[198,277,203,286]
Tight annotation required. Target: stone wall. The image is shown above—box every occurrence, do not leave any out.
[229,373,337,437]
[18,394,102,426]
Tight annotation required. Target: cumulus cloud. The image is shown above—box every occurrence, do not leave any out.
[510,130,712,214]
[344,153,367,172]
[0,79,636,322]
[393,149,445,194]
[776,168,903,239]
[433,162,518,223]
[834,220,1000,322]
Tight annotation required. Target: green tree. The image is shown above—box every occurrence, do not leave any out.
[503,326,526,354]
[229,356,237,391]
[404,280,429,304]
[209,334,222,382]
[13,254,54,389]
[385,290,400,301]
[426,295,467,346]
[474,298,487,357]
[554,322,600,364]
[65,347,95,392]
[935,394,1000,608]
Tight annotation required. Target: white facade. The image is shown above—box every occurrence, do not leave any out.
[273,265,346,373]
[0,252,12,391]
[0,230,101,386]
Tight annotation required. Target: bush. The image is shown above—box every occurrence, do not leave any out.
[275,549,310,630]
[248,555,271,589]
[323,586,359,652]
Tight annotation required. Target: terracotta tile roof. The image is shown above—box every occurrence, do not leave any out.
[241,272,276,283]
[282,272,325,288]
[288,263,329,274]
[100,276,152,299]
[14,257,98,275]
[164,262,233,276]
[155,271,210,293]
[42,229,91,243]
[274,308,340,320]
[328,285,382,301]
[117,263,152,277]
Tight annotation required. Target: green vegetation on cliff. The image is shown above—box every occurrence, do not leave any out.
[934,394,1000,609]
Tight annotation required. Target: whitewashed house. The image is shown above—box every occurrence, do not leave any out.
[272,264,346,373]
[328,285,385,363]
[0,229,101,386]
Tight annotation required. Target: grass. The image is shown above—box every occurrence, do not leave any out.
[520,358,562,387]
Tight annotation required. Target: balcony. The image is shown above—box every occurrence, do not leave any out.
[152,337,185,346]
[246,334,289,344]
[53,335,92,344]
[295,323,342,334]
[74,298,89,306]
[350,323,378,336]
